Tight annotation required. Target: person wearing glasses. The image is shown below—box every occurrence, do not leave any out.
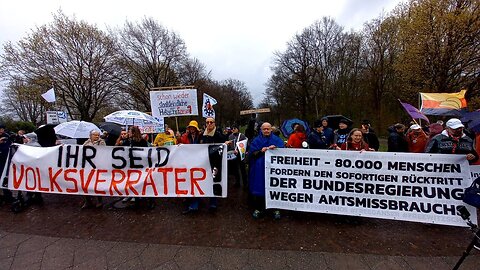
[425,118,478,164]
[182,117,226,214]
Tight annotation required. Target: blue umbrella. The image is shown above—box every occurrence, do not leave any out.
[461,110,480,133]
[280,118,310,138]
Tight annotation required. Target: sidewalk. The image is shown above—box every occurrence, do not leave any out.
[1,229,479,270]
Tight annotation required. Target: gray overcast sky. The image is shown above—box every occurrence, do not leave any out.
[0,0,404,106]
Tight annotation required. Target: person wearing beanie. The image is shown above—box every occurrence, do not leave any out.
[307,119,330,149]
[333,119,351,147]
[320,117,334,146]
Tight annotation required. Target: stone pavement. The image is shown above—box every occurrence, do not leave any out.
[1,229,479,270]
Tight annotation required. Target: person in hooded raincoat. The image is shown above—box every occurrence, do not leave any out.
[248,122,284,220]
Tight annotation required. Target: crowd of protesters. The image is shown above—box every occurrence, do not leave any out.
[0,115,478,220]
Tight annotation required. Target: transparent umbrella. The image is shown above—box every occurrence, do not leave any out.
[54,120,100,139]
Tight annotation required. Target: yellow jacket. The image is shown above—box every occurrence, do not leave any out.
[154,132,176,146]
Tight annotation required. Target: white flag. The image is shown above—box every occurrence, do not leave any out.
[236,138,248,160]
[202,93,217,118]
[41,88,56,103]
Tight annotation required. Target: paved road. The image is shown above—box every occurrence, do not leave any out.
[1,229,479,270]
[1,187,480,269]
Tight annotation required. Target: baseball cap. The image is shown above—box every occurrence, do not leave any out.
[446,118,464,129]
[410,124,421,130]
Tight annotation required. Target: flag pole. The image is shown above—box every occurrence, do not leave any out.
[418,93,422,126]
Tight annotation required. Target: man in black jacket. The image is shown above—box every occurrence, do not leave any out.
[387,123,409,152]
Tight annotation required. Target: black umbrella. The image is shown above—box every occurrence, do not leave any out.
[99,122,122,136]
[34,124,57,147]
[324,115,353,129]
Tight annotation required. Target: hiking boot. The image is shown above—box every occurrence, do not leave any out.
[273,210,281,220]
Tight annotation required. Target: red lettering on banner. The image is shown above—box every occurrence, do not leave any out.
[175,168,188,195]
[49,168,63,192]
[12,164,24,189]
[64,169,79,193]
[125,170,141,196]
[142,168,158,196]
[36,167,49,192]
[190,168,206,195]
[157,167,173,195]
[79,169,96,193]
[25,167,37,191]
[110,170,125,195]
[94,169,108,195]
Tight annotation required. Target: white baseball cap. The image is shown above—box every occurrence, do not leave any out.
[446,118,464,129]
[410,124,421,130]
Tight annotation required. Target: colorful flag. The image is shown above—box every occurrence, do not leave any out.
[398,100,430,124]
[41,88,56,103]
[420,90,467,116]
[202,93,217,118]
[236,138,248,161]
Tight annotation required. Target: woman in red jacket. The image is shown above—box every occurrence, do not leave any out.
[286,124,307,148]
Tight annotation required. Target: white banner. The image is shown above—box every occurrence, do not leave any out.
[266,149,476,227]
[8,144,227,198]
[471,165,480,180]
[150,89,198,117]
[139,117,165,134]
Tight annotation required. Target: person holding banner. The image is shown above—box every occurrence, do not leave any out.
[81,130,106,209]
[249,122,284,220]
[227,125,247,188]
[338,128,374,151]
[425,118,478,164]
[196,117,227,212]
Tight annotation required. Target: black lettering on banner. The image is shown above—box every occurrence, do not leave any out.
[387,161,461,173]
[112,147,127,169]
[146,147,170,167]
[82,146,96,168]
[270,177,297,188]
[269,191,313,203]
[57,145,63,167]
[129,148,144,168]
[65,145,80,167]
[317,195,457,215]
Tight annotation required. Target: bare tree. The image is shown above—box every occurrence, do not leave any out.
[2,78,48,125]
[115,17,188,111]
[0,11,121,122]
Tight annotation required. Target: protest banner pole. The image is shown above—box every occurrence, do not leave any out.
[175,117,179,135]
